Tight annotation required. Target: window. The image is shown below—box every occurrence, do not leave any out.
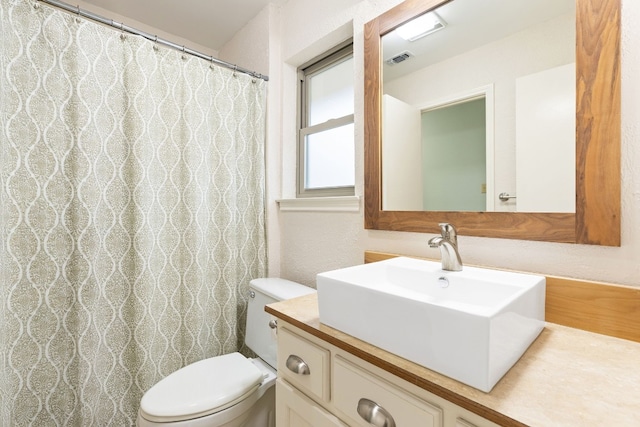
[298,43,354,197]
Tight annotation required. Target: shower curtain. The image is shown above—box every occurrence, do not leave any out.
[0,1,267,425]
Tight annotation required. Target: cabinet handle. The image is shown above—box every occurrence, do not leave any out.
[286,354,310,375]
[357,398,396,427]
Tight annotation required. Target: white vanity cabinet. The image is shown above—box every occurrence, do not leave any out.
[276,320,499,427]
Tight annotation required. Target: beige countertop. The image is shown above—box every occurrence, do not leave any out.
[266,293,640,427]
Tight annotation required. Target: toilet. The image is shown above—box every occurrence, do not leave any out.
[137,278,316,427]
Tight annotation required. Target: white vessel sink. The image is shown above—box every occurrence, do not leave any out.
[316,257,545,392]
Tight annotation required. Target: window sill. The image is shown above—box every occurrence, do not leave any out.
[276,196,360,212]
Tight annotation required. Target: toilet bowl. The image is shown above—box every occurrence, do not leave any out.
[137,278,315,426]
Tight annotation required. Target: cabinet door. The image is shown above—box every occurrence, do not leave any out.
[276,379,347,427]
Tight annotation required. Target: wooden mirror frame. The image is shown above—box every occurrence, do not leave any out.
[364,0,620,245]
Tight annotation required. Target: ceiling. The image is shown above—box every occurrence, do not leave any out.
[383,0,575,82]
[81,0,288,51]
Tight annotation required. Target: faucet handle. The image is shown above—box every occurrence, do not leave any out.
[438,223,458,245]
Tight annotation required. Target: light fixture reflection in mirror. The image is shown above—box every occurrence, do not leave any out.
[363,0,621,245]
[395,11,446,41]
[381,0,576,213]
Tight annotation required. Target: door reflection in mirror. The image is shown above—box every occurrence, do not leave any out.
[383,94,489,212]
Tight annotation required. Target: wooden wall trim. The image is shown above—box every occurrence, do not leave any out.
[364,251,640,343]
[575,0,621,245]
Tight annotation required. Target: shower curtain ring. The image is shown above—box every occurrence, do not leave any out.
[75,4,81,22]
[233,65,238,77]
[153,35,159,51]
[111,21,126,40]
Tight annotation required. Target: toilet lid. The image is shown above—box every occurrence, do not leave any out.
[139,352,264,423]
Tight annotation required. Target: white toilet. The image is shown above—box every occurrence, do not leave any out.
[137,278,316,426]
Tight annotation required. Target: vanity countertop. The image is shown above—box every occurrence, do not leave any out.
[266,293,640,427]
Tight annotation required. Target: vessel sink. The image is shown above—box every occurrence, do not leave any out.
[316,257,545,392]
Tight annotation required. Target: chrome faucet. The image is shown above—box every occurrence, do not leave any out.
[428,223,463,271]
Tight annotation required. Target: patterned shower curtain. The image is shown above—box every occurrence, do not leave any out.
[0,1,267,425]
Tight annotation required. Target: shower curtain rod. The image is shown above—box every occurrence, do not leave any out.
[36,0,269,81]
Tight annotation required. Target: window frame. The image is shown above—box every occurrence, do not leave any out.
[297,42,355,198]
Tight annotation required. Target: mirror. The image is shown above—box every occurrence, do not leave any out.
[382,0,575,213]
[364,0,620,245]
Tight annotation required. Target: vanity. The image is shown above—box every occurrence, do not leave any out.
[273,308,498,427]
[266,289,640,426]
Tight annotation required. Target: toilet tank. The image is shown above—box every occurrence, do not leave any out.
[245,278,316,369]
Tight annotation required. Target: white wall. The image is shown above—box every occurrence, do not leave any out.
[226,0,640,288]
[218,4,273,77]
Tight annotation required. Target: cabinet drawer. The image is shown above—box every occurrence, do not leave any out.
[333,356,443,427]
[278,327,330,402]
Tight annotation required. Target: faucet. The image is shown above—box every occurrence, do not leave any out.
[428,223,463,271]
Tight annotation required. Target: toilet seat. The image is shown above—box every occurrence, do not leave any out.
[139,352,264,423]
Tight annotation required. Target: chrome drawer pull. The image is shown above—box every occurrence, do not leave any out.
[357,398,396,427]
[286,354,310,375]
